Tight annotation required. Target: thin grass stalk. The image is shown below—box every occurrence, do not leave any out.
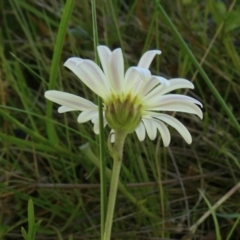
[109,0,124,52]
[46,0,75,143]
[226,215,240,240]
[199,190,222,240]
[91,0,107,238]
[156,2,240,134]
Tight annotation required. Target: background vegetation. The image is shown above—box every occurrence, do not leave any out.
[1,0,240,239]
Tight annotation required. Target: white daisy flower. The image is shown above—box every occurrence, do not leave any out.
[45,45,202,146]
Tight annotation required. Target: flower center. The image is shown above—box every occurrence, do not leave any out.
[105,94,143,133]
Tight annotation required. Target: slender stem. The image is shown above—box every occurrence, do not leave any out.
[91,0,107,238]
[103,159,122,240]
[103,130,127,240]
[80,143,160,220]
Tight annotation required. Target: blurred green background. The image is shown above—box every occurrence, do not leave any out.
[1,0,240,239]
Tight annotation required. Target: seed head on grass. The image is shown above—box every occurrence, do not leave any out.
[45,45,202,146]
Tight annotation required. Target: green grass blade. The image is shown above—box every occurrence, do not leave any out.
[21,227,28,240]
[27,199,35,240]
[226,214,240,240]
[46,0,75,143]
[199,190,222,240]
[91,0,107,237]
[156,2,240,134]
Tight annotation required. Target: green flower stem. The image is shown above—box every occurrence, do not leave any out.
[103,130,127,240]
[79,143,160,220]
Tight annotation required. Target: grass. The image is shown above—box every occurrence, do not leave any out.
[1,0,240,239]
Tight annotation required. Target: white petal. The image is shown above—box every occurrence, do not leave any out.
[134,121,146,141]
[145,94,202,108]
[142,118,157,140]
[151,76,170,86]
[153,114,192,144]
[124,67,151,94]
[97,45,111,77]
[77,110,98,123]
[147,102,203,119]
[138,77,159,97]
[138,76,169,97]
[91,112,106,124]
[97,45,112,89]
[133,67,151,82]
[93,120,100,134]
[64,57,83,65]
[107,48,124,92]
[91,115,108,134]
[64,58,110,99]
[138,50,162,69]
[45,91,97,111]
[58,106,74,113]
[167,78,194,92]
[152,119,171,147]
[144,78,194,101]
[124,67,142,93]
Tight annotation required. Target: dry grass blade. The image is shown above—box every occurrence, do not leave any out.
[182,182,240,240]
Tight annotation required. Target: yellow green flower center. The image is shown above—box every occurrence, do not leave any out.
[105,94,143,133]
